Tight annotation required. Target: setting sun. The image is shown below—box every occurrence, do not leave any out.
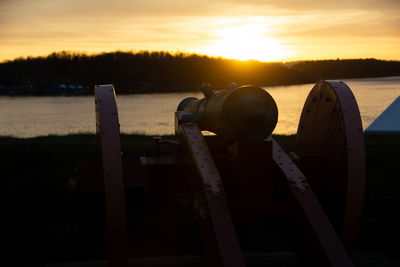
[199,24,292,62]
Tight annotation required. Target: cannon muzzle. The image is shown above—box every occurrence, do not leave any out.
[177,83,278,142]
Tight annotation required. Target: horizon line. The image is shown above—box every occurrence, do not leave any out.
[1,50,400,64]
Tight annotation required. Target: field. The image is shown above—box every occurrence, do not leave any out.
[1,133,399,266]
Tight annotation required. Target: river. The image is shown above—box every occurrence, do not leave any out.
[0,76,399,137]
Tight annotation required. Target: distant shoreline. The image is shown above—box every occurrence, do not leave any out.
[1,51,400,96]
[0,75,399,97]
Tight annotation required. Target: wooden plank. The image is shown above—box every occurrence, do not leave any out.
[177,111,246,267]
[269,136,354,267]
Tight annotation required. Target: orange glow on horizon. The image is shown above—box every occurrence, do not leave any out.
[198,24,293,62]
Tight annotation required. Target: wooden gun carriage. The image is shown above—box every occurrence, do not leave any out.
[79,81,365,267]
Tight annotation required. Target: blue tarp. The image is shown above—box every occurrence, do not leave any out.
[365,96,400,133]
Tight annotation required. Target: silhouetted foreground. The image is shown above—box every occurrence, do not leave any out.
[1,134,399,265]
[0,51,399,95]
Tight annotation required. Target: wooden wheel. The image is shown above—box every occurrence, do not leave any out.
[95,84,128,266]
[296,81,365,252]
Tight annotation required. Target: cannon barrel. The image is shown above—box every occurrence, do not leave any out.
[177,84,278,142]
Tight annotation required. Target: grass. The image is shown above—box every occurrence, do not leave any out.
[1,133,399,264]
[359,133,400,259]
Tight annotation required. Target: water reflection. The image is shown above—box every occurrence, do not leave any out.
[0,77,399,137]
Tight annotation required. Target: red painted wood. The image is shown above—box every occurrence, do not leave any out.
[270,137,354,267]
[95,85,128,267]
[177,111,246,267]
[296,81,365,251]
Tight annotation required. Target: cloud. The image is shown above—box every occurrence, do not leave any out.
[274,11,400,38]
[218,0,400,11]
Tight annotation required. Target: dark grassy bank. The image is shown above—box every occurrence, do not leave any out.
[1,133,399,265]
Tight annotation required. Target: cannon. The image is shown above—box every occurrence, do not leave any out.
[177,83,278,143]
[79,81,365,267]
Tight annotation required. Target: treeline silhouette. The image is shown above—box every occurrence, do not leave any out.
[0,51,399,95]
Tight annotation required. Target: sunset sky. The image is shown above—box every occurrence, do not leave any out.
[1,0,399,62]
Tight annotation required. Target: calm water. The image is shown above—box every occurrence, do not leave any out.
[0,76,399,137]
